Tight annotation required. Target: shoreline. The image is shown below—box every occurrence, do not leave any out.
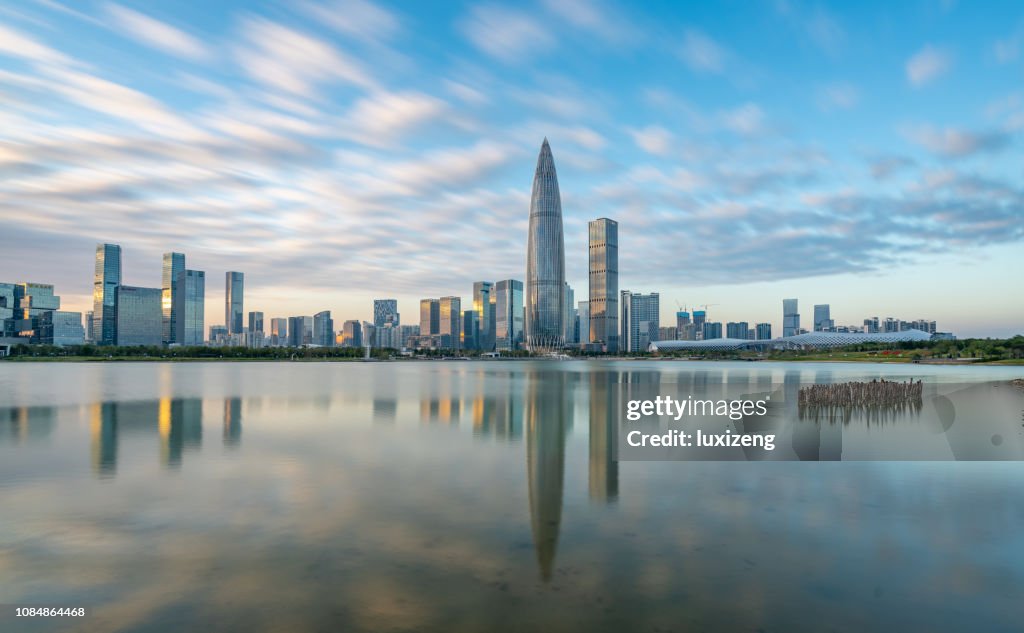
[3,356,1022,366]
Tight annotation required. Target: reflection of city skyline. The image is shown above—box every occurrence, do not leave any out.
[0,405,55,443]
[159,397,203,467]
[81,397,243,477]
[21,365,972,583]
[224,397,242,447]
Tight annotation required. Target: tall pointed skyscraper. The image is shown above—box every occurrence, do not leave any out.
[525,138,566,351]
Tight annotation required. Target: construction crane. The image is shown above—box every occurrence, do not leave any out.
[687,303,719,314]
[675,302,720,314]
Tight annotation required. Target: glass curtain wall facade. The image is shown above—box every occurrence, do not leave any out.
[462,310,480,350]
[588,218,618,352]
[341,320,362,347]
[495,279,524,351]
[783,298,800,337]
[813,304,833,331]
[270,318,287,346]
[173,269,204,346]
[288,316,312,347]
[225,272,244,335]
[419,299,440,336]
[313,311,334,347]
[162,252,184,344]
[248,311,264,338]
[373,299,399,327]
[563,283,575,345]
[621,291,660,352]
[115,286,162,346]
[93,243,122,345]
[439,297,461,350]
[473,282,494,351]
[525,139,565,351]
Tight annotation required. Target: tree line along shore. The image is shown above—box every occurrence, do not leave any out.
[2,336,1023,364]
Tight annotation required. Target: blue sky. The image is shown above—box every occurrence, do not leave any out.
[0,0,1021,337]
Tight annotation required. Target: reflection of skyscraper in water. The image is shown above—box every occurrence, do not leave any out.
[223,398,242,447]
[420,398,440,423]
[90,402,118,478]
[372,397,397,422]
[438,395,461,425]
[588,372,619,503]
[0,405,56,443]
[371,367,398,423]
[420,370,460,425]
[525,370,568,582]
[159,398,203,466]
[471,370,523,440]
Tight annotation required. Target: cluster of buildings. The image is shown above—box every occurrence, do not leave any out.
[0,282,84,345]
[656,299,943,346]
[1,139,954,355]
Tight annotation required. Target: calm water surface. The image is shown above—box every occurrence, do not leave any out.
[1,361,1022,632]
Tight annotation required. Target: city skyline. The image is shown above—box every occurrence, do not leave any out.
[1,2,1022,337]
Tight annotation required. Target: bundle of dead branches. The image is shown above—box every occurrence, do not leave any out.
[799,379,923,408]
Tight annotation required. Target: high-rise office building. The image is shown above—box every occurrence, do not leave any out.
[84,311,94,343]
[225,272,244,335]
[678,324,697,341]
[115,286,162,346]
[726,321,749,339]
[398,325,419,349]
[783,298,800,337]
[0,283,14,327]
[588,218,618,352]
[373,299,399,327]
[494,279,524,351]
[863,317,879,333]
[525,138,566,351]
[362,322,376,348]
[419,299,440,336]
[313,311,334,347]
[16,283,60,316]
[576,300,589,349]
[462,309,480,350]
[813,304,833,331]
[161,252,185,344]
[702,322,723,340]
[209,325,228,344]
[248,311,264,339]
[288,316,312,347]
[439,297,461,349]
[563,283,576,345]
[473,281,495,351]
[341,320,362,347]
[174,269,205,346]
[620,291,660,352]
[245,307,264,342]
[93,243,122,345]
[755,323,772,340]
[270,318,287,346]
[44,311,85,346]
